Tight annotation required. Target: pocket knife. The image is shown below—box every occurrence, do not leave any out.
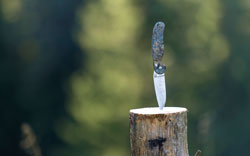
[152,22,166,110]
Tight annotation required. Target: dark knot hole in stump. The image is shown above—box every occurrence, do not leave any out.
[148,137,166,151]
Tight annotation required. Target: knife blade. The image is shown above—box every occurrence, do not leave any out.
[152,22,166,110]
[153,71,166,110]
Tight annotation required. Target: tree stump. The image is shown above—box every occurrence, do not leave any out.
[129,107,189,156]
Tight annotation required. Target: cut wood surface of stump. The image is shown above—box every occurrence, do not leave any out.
[129,107,188,156]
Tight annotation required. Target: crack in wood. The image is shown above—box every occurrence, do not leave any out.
[148,137,166,151]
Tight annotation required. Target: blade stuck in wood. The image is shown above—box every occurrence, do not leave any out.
[152,21,167,110]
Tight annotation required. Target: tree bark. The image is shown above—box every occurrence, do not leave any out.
[129,107,189,156]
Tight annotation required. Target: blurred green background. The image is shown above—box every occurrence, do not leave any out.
[1,0,250,155]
